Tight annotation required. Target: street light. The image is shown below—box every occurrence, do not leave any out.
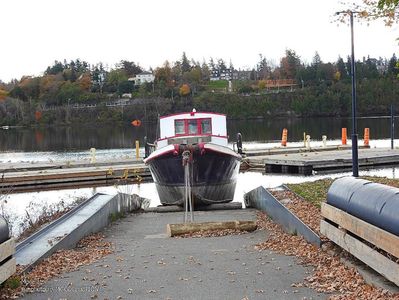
[336,10,360,177]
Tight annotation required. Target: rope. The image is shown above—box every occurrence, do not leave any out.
[182,150,194,223]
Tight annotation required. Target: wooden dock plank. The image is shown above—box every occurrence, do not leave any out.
[320,220,399,286]
[321,203,399,258]
[0,257,16,285]
[0,238,15,263]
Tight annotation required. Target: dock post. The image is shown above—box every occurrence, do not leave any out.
[306,135,311,149]
[135,140,140,159]
[281,128,288,147]
[342,128,347,145]
[90,148,96,164]
[364,128,369,146]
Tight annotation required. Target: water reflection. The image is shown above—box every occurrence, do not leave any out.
[0,117,396,152]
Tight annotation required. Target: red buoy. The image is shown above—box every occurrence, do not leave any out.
[131,120,142,127]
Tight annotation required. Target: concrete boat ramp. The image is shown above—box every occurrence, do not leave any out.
[21,209,327,300]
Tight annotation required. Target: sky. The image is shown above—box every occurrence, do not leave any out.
[1,0,398,83]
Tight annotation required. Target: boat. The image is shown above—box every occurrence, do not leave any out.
[143,110,241,207]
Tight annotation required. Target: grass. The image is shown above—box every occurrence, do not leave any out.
[287,178,334,208]
[207,80,228,90]
[286,176,399,208]
[2,276,20,289]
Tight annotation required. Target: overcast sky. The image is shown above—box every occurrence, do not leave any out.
[1,0,398,82]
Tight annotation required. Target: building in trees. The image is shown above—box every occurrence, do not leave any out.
[129,71,155,85]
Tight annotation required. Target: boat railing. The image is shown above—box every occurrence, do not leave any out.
[144,136,156,158]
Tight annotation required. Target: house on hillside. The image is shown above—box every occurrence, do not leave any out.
[129,71,155,85]
[210,68,233,81]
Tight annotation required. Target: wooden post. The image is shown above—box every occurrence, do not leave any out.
[135,140,140,159]
[281,128,288,147]
[364,128,369,146]
[0,238,16,285]
[166,220,257,237]
[342,128,347,145]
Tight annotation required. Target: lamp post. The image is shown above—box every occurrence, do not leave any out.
[337,10,359,177]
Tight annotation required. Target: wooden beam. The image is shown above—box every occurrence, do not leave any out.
[0,257,16,285]
[321,203,399,258]
[0,238,15,263]
[166,220,257,237]
[320,220,399,286]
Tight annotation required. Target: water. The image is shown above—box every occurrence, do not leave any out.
[0,116,395,152]
[1,117,398,236]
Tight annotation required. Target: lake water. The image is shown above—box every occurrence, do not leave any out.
[1,117,398,236]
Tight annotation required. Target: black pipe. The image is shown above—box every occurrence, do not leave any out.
[391,104,395,150]
[350,12,359,177]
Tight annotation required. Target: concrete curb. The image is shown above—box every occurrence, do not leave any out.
[16,192,143,271]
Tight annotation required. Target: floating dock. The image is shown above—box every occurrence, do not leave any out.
[244,147,399,175]
[0,159,152,193]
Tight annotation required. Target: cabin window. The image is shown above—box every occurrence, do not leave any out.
[188,119,198,134]
[174,118,212,135]
[175,120,185,135]
[201,119,211,134]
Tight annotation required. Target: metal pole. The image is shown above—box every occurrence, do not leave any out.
[391,104,395,149]
[350,12,359,177]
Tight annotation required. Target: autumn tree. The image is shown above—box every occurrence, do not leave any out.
[339,0,399,26]
[78,72,92,91]
[279,49,301,80]
[0,89,7,101]
[179,84,191,96]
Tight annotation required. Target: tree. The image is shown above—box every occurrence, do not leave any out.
[0,89,7,101]
[257,54,271,80]
[45,61,65,75]
[387,53,398,77]
[155,61,172,85]
[179,84,191,96]
[279,49,301,79]
[78,72,92,91]
[217,59,227,71]
[336,56,349,81]
[340,0,399,26]
[181,52,191,73]
[120,60,142,76]
[104,69,128,93]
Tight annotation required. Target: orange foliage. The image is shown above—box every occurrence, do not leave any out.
[78,72,92,91]
[35,111,42,121]
[179,84,191,96]
[0,89,7,101]
[35,131,44,144]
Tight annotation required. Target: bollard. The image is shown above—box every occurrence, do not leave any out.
[90,148,96,164]
[341,128,347,145]
[364,128,370,146]
[303,132,306,148]
[281,128,288,147]
[135,140,140,159]
[306,135,311,149]
[322,135,327,147]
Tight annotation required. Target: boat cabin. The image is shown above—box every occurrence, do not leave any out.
[156,111,228,148]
